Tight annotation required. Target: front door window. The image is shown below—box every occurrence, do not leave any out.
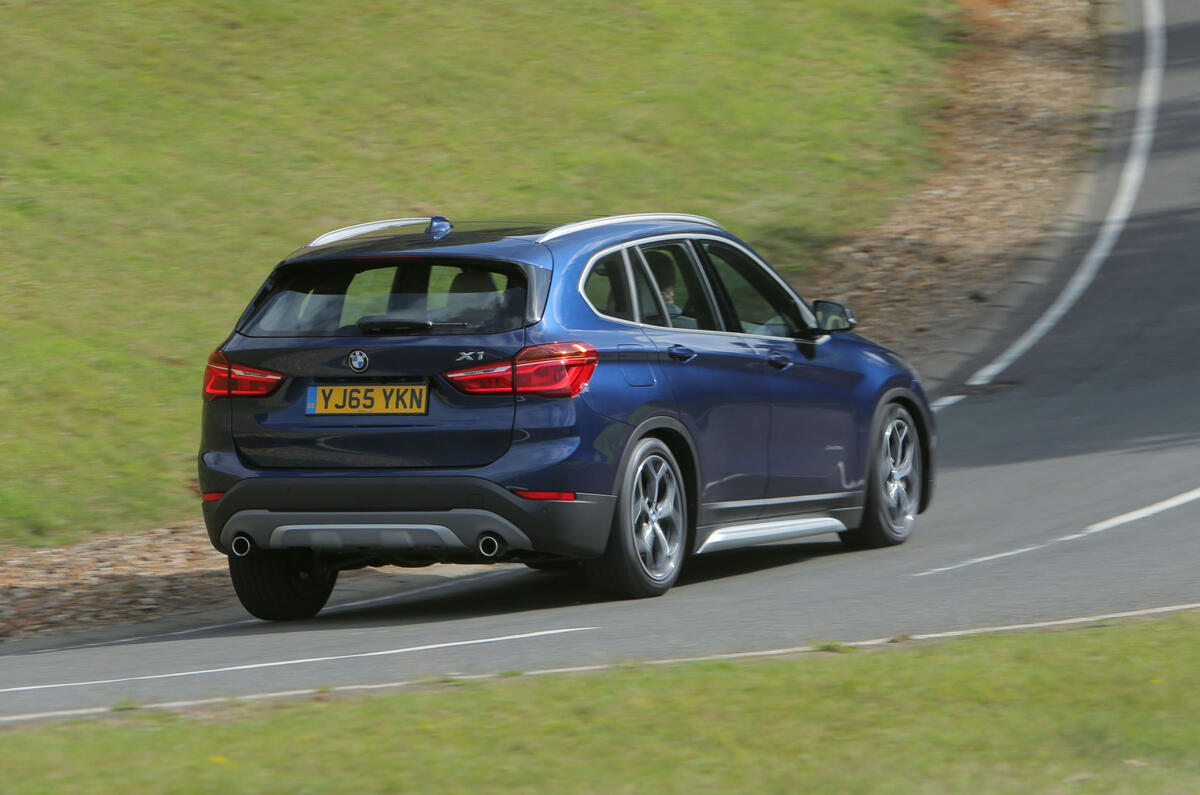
[699,240,809,337]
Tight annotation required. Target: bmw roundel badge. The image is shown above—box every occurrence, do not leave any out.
[348,350,369,372]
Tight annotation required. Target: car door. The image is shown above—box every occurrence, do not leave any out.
[697,239,863,513]
[629,239,772,523]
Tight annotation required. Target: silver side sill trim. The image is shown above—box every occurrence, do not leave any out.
[306,217,432,247]
[696,516,847,555]
[536,213,723,243]
[706,491,857,511]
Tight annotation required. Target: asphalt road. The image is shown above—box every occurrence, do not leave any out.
[2,0,1197,723]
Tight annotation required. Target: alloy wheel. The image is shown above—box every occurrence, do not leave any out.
[880,417,921,536]
[630,453,685,581]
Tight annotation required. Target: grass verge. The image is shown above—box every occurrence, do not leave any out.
[3,612,1199,792]
[0,0,957,545]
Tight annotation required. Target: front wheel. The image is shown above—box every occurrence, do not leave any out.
[840,404,923,549]
[584,437,687,598]
[228,549,338,621]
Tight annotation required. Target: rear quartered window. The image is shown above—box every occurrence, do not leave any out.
[583,251,634,321]
[242,259,527,337]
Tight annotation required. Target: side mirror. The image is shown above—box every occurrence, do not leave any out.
[812,299,856,333]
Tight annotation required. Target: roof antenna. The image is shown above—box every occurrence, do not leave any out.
[425,216,453,241]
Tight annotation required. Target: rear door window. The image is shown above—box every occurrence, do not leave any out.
[634,241,722,331]
[629,253,668,327]
[242,260,527,337]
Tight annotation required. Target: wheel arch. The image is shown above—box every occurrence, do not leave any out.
[614,415,702,553]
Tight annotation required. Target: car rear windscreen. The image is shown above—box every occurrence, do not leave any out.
[241,259,528,337]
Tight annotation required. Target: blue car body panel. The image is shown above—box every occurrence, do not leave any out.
[199,215,934,563]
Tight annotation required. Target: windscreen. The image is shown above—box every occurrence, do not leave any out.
[241,259,528,337]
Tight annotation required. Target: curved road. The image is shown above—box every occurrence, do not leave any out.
[3,0,1198,723]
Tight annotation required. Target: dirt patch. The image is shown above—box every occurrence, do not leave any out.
[0,522,234,640]
[0,0,1102,643]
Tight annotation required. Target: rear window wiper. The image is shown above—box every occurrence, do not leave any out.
[355,316,470,335]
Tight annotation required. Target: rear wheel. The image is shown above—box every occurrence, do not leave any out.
[585,437,687,598]
[840,404,923,549]
[228,549,338,621]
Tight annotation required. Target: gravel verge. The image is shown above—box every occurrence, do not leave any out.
[0,0,1103,643]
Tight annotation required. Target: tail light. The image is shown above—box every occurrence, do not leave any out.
[203,349,284,401]
[444,342,598,398]
[513,343,598,397]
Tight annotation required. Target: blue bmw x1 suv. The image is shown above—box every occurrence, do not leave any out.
[199,213,935,620]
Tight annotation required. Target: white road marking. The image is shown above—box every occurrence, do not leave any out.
[905,602,1200,640]
[964,0,1164,388]
[931,395,966,412]
[1082,485,1200,534]
[911,544,1048,577]
[913,484,1200,577]
[0,626,596,694]
[7,602,1200,725]
[18,568,521,656]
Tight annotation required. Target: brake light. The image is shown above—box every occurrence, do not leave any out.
[202,492,226,502]
[203,350,284,401]
[444,342,597,398]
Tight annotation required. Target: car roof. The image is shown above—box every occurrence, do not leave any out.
[279,214,727,270]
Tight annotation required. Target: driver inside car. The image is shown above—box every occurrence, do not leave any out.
[645,251,697,329]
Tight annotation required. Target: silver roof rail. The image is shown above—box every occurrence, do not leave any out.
[535,213,723,243]
[306,217,432,248]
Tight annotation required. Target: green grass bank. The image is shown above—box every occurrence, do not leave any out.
[4,612,1199,792]
[0,0,956,544]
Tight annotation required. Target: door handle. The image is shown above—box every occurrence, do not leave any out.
[668,345,698,363]
[767,352,794,371]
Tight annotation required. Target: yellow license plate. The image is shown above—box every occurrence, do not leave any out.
[305,384,427,415]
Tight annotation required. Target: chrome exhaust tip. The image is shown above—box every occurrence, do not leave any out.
[230,534,254,558]
[477,533,504,560]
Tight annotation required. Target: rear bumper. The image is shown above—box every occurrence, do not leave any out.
[221,509,535,556]
[202,475,615,561]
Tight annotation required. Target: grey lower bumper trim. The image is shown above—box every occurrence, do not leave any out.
[222,510,533,554]
[271,524,466,552]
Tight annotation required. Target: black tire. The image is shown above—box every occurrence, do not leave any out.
[840,403,923,550]
[228,549,338,621]
[584,437,687,598]
[524,560,581,572]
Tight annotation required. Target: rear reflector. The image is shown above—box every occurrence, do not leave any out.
[203,349,284,401]
[513,490,576,501]
[445,342,597,398]
[201,492,226,502]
